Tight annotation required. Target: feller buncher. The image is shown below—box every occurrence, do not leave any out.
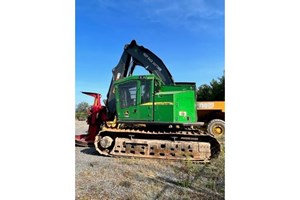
[75,40,220,162]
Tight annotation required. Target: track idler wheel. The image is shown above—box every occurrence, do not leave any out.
[94,134,114,156]
[100,136,113,148]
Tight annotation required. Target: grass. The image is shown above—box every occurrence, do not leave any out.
[176,136,225,198]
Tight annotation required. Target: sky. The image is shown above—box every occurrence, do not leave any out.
[76,0,224,105]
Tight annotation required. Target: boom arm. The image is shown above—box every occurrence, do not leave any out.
[106,40,175,117]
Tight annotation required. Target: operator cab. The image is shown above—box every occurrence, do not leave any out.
[114,74,160,122]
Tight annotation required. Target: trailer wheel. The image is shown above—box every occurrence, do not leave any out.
[207,119,225,138]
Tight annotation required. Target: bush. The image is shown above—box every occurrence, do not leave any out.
[76,112,88,121]
[75,102,90,121]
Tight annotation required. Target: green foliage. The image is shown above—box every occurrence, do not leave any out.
[197,75,225,101]
[76,102,90,113]
[75,102,90,121]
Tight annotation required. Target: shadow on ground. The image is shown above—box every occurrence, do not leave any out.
[80,147,100,156]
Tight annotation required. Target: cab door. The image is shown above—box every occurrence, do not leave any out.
[137,79,153,121]
[116,81,138,121]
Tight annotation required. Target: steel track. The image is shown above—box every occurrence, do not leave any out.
[94,126,220,162]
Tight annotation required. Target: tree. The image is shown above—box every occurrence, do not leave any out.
[197,84,213,101]
[75,102,90,121]
[197,75,225,101]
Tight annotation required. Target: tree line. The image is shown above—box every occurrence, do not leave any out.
[197,75,225,101]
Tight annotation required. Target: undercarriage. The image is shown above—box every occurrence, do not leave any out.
[94,125,220,162]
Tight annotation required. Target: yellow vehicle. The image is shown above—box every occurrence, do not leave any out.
[196,101,225,137]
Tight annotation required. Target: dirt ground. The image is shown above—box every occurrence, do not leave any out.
[75,120,225,200]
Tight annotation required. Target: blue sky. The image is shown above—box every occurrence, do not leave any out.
[76,0,224,105]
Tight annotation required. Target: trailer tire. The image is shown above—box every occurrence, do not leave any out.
[207,119,225,138]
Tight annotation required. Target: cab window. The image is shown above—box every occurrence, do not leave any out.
[141,80,151,104]
[118,81,137,108]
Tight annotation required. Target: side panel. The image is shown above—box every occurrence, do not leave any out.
[174,91,197,123]
[153,86,197,124]
[153,93,174,122]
